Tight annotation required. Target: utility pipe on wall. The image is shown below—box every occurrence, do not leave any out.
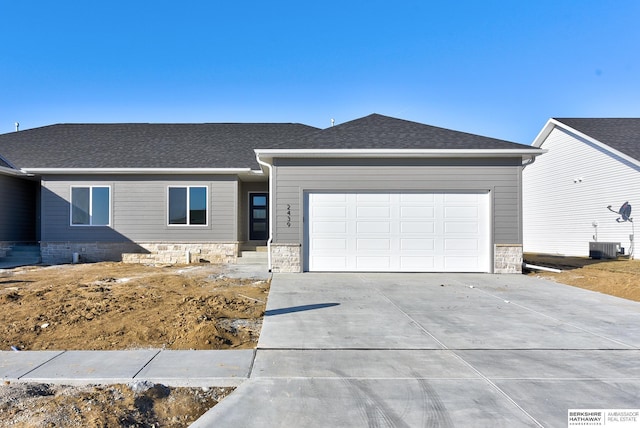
[255,153,273,271]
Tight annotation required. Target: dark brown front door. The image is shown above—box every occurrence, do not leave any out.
[249,193,268,241]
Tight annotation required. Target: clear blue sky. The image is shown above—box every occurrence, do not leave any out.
[2,1,639,144]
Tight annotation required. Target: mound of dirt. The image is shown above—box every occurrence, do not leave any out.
[0,381,233,427]
[0,262,269,351]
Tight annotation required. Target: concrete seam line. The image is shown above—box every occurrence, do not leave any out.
[450,350,545,428]
[131,349,162,379]
[247,349,258,378]
[17,350,67,380]
[378,291,449,350]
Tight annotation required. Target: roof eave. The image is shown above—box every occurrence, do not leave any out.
[254,148,546,163]
[21,167,254,175]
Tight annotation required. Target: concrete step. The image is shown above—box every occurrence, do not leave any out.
[0,257,42,268]
[0,244,41,267]
[236,258,268,266]
[7,248,41,256]
[239,251,268,259]
[239,245,268,253]
[236,250,268,265]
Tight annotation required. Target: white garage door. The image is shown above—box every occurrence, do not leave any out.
[305,192,490,272]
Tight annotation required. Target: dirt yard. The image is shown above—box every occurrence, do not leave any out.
[0,262,269,351]
[524,253,640,302]
[0,262,268,427]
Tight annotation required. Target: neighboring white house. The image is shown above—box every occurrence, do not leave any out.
[523,118,640,258]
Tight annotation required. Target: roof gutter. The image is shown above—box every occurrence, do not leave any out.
[21,167,253,175]
[254,148,544,158]
[254,153,273,272]
[0,166,31,177]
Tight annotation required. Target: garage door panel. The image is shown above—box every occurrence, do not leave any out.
[357,222,390,233]
[401,222,435,233]
[357,238,391,250]
[400,238,435,251]
[445,239,479,250]
[401,256,435,270]
[312,256,347,270]
[313,238,347,250]
[356,206,390,218]
[356,256,391,270]
[444,206,478,218]
[445,193,480,202]
[445,256,482,270]
[401,193,434,203]
[357,194,390,202]
[444,222,479,233]
[307,191,490,272]
[401,207,434,218]
[313,193,347,202]
[314,206,347,218]
[313,221,347,233]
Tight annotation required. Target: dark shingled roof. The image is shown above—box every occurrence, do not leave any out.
[0,156,12,168]
[555,118,640,162]
[0,114,532,171]
[0,123,319,169]
[265,114,529,150]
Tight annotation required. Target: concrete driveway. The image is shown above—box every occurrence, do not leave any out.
[194,273,640,427]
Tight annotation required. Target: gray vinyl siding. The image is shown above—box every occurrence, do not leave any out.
[40,174,238,242]
[0,174,36,241]
[271,158,523,245]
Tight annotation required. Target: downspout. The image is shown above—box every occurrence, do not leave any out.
[255,153,273,272]
[521,155,536,168]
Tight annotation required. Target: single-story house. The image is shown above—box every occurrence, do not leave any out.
[523,118,640,259]
[0,114,543,273]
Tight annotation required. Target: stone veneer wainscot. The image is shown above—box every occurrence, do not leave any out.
[270,243,301,273]
[494,244,523,274]
[41,241,238,265]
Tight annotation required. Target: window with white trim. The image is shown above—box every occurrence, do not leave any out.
[71,186,111,226]
[168,186,208,225]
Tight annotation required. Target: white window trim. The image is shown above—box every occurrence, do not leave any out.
[69,185,112,227]
[167,185,209,226]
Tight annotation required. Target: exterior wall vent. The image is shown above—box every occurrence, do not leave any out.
[589,242,621,259]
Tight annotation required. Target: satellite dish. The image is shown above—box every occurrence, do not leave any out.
[619,202,632,222]
[608,202,633,222]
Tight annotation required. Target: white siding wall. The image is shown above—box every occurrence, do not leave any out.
[523,127,640,257]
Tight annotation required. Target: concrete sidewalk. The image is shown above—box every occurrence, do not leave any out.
[194,273,640,428]
[0,349,254,387]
